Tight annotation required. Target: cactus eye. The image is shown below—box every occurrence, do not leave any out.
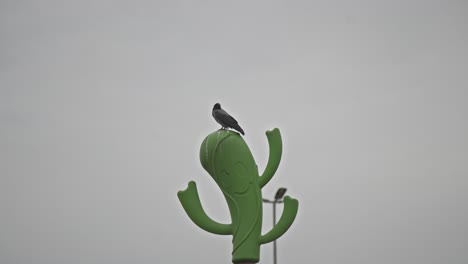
[232,162,247,178]
[219,170,231,187]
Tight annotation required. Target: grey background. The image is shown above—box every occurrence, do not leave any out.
[1,1,467,264]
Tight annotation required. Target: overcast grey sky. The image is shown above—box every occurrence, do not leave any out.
[1,1,468,264]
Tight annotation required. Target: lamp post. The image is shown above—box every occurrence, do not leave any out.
[263,188,287,264]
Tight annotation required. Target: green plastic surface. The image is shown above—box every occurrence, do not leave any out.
[177,128,299,263]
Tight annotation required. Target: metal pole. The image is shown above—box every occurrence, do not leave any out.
[273,200,277,264]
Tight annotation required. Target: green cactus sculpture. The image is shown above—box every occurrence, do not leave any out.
[177,128,299,263]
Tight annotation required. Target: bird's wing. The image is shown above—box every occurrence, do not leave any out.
[216,109,239,125]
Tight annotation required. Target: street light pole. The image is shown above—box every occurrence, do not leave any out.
[273,199,277,264]
[263,188,287,264]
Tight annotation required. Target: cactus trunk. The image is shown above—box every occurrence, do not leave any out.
[223,186,262,263]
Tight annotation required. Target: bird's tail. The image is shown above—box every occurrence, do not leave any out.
[233,125,245,135]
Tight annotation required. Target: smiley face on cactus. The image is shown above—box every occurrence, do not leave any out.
[219,162,252,195]
[178,128,299,263]
[200,130,257,197]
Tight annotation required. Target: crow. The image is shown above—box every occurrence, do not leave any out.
[212,103,245,135]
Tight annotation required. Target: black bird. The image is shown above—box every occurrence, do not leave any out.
[212,103,245,135]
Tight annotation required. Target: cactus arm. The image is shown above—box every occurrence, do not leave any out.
[177,181,233,235]
[258,128,283,188]
[259,196,299,244]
